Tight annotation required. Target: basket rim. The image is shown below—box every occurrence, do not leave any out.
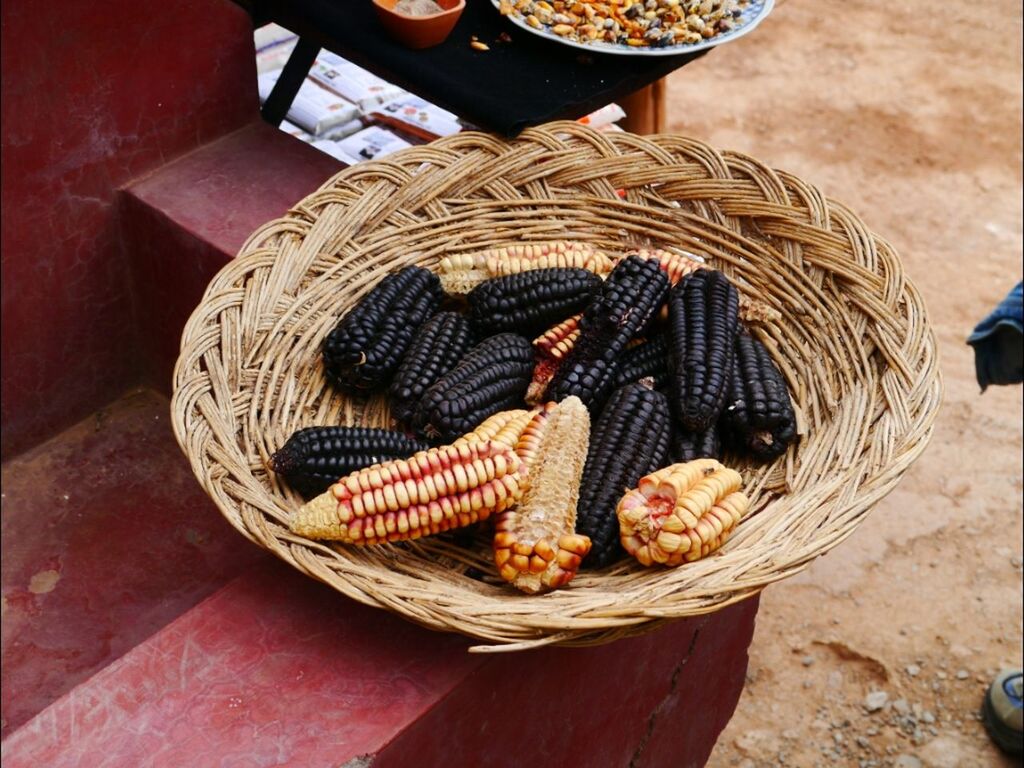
[170,123,942,651]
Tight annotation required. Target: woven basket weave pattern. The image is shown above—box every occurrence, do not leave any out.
[171,123,940,652]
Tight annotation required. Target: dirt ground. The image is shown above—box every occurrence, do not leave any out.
[661,1,1023,766]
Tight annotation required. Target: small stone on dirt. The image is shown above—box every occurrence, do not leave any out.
[918,736,971,768]
[955,669,969,680]
[802,655,815,666]
[893,698,911,715]
[941,479,971,498]
[894,756,922,768]
[906,664,921,676]
[733,729,779,760]
[864,691,888,712]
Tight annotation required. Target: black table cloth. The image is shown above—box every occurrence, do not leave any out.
[250,0,707,136]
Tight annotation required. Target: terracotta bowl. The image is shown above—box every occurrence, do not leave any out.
[373,0,466,50]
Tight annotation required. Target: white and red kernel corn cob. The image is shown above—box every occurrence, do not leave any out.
[439,241,613,294]
[527,314,581,405]
[492,396,592,594]
[617,459,749,567]
[533,314,581,360]
[289,440,524,545]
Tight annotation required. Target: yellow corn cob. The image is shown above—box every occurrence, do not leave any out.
[527,315,581,405]
[438,241,612,294]
[289,440,524,545]
[493,396,592,593]
[512,401,555,470]
[487,247,613,279]
[617,459,749,567]
[454,408,533,448]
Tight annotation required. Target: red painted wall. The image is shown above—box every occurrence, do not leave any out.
[0,0,258,459]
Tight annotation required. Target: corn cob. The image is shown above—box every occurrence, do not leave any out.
[415,333,534,442]
[576,382,671,568]
[545,255,670,409]
[667,269,740,431]
[614,334,670,391]
[437,257,489,295]
[533,314,581,360]
[720,332,797,461]
[669,425,722,464]
[289,439,524,544]
[629,247,703,286]
[468,268,602,336]
[511,401,556,470]
[492,397,592,593]
[454,403,557,486]
[527,314,581,405]
[269,426,431,498]
[618,459,749,566]
[454,408,532,448]
[387,311,475,427]
[323,266,444,394]
[438,241,613,294]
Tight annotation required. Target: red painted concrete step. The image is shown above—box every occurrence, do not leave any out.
[0,389,268,737]
[120,119,344,394]
[1,555,758,767]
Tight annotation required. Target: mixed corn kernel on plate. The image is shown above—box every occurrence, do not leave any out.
[493,0,774,56]
[271,243,796,594]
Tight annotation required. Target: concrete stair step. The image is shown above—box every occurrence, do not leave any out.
[2,554,757,767]
[119,119,343,393]
[0,388,268,737]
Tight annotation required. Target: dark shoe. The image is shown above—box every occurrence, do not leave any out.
[982,669,1023,756]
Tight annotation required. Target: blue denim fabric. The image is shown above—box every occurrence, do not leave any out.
[967,282,1023,391]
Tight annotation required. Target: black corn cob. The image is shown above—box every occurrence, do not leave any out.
[721,331,797,461]
[415,333,534,442]
[578,255,670,342]
[388,311,475,427]
[670,425,722,463]
[545,255,670,409]
[270,426,430,498]
[576,381,671,568]
[541,318,621,412]
[667,269,740,431]
[614,335,670,390]
[322,266,444,394]
[468,268,602,337]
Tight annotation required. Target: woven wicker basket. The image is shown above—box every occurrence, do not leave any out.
[171,123,940,652]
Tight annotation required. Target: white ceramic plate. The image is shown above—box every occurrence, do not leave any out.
[491,0,774,57]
